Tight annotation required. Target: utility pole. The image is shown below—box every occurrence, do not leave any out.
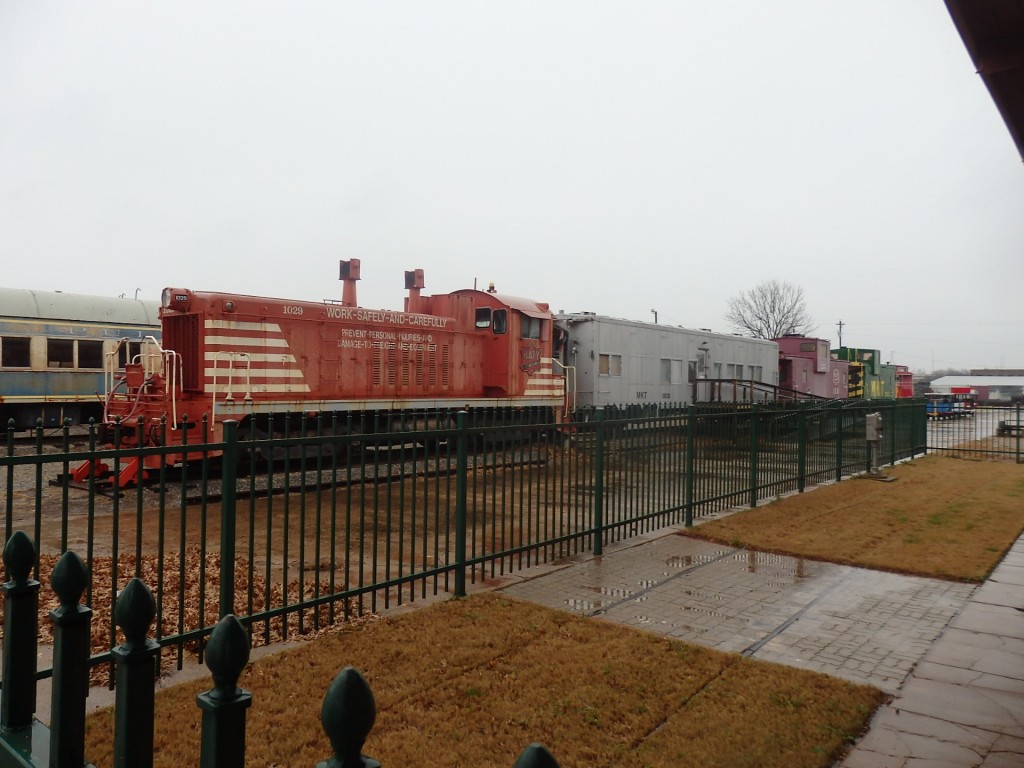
[836,319,844,347]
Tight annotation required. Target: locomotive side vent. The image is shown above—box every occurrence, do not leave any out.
[387,347,397,387]
[441,345,450,389]
[428,348,437,389]
[372,350,381,387]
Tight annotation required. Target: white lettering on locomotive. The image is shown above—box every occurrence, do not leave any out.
[325,304,450,328]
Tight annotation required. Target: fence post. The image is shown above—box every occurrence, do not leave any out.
[454,411,468,597]
[49,550,92,768]
[111,577,160,768]
[797,406,807,493]
[317,666,380,768]
[1017,402,1022,465]
[220,419,239,619]
[748,403,760,508]
[834,405,845,482]
[888,400,897,466]
[593,408,604,556]
[684,405,696,528]
[197,614,253,768]
[1,530,39,730]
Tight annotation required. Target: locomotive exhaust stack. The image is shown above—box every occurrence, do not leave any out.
[339,259,360,307]
[405,268,425,314]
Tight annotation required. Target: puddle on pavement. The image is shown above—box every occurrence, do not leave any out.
[566,597,601,611]
[585,585,634,598]
[664,551,730,569]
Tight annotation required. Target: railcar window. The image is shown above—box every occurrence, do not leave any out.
[492,309,507,335]
[520,316,542,339]
[1,336,30,367]
[660,359,672,384]
[47,339,74,368]
[475,308,491,329]
[118,341,143,369]
[688,361,696,383]
[799,342,816,352]
[78,340,104,369]
[751,365,763,381]
[599,354,621,376]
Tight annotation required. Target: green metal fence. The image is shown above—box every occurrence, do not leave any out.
[925,402,1023,463]
[0,397,952,683]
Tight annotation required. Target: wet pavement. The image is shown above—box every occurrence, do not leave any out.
[497,525,1024,766]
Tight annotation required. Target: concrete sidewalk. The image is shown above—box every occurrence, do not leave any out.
[496,527,1024,766]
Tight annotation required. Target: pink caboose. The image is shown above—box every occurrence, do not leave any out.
[776,336,849,400]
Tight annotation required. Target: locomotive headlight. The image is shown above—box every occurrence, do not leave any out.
[161,288,191,311]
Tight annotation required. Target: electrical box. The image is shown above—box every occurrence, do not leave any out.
[865,412,883,441]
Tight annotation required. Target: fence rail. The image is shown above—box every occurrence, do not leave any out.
[4,397,1012,692]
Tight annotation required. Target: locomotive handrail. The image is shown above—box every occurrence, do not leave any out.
[103,337,184,430]
[549,358,575,419]
[210,351,252,425]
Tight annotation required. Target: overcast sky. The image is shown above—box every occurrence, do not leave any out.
[2,1,1022,373]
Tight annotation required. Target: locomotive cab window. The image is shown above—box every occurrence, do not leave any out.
[475,307,507,335]
[1,336,30,368]
[492,309,507,335]
[520,316,542,340]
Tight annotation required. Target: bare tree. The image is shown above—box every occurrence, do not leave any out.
[725,280,814,339]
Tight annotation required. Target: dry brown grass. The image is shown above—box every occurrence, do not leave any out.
[685,456,1024,582]
[83,593,884,768]
[78,455,1022,767]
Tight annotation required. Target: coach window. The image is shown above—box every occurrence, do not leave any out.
[1,336,30,368]
[78,339,104,369]
[118,341,143,369]
[47,339,74,368]
[475,308,492,329]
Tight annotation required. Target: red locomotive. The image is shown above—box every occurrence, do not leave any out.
[74,260,566,487]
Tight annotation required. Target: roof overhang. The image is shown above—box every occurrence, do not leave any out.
[944,0,1024,162]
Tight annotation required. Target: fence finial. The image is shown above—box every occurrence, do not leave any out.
[51,550,88,612]
[204,614,250,700]
[317,666,380,768]
[513,743,561,768]
[2,530,35,584]
[114,577,156,650]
